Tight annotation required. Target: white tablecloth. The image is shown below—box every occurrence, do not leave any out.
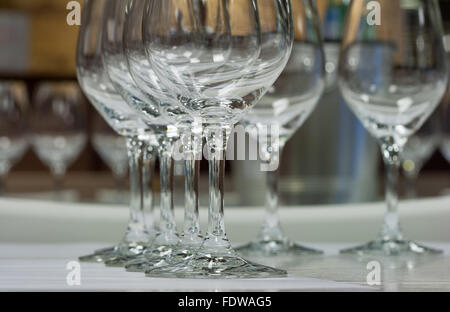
[0,243,373,292]
[1,196,450,291]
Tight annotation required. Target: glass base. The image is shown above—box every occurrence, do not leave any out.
[145,248,287,279]
[104,252,144,267]
[79,243,146,264]
[340,238,443,256]
[236,238,323,257]
[142,247,198,276]
[124,245,176,272]
[78,246,116,263]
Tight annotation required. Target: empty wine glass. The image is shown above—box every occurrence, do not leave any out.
[77,0,156,263]
[110,0,204,273]
[92,112,129,201]
[402,112,440,198]
[30,82,87,199]
[144,0,294,278]
[237,0,325,257]
[0,81,28,195]
[338,0,448,255]
[101,0,181,268]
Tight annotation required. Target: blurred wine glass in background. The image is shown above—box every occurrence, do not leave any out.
[238,0,325,257]
[91,111,128,202]
[30,82,87,199]
[0,81,29,195]
[338,0,448,255]
[402,112,441,198]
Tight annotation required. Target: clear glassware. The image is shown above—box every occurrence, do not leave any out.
[401,112,440,198]
[100,0,180,268]
[92,112,129,201]
[76,0,156,263]
[237,0,325,257]
[105,0,204,273]
[143,0,294,278]
[0,81,29,195]
[30,82,87,199]
[338,0,448,256]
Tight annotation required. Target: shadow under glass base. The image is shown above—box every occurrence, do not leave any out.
[145,248,287,279]
[340,238,443,256]
[236,239,323,257]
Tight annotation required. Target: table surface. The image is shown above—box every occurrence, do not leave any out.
[1,196,450,291]
[1,243,449,292]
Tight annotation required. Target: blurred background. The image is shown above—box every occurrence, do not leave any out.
[0,0,449,207]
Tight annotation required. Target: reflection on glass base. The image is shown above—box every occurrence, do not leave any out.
[142,250,197,276]
[340,238,443,256]
[104,253,143,267]
[79,243,146,264]
[236,239,323,257]
[145,248,287,279]
[125,245,176,272]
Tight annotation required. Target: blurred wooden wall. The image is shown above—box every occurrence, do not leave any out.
[1,0,84,77]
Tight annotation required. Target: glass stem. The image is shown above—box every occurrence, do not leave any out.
[0,174,6,196]
[124,137,148,244]
[380,140,403,240]
[155,140,179,246]
[258,149,284,242]
[404,171,419,199]
[182,149,201,246]
[142,145,157,237]
[51,165,66,201]
[113,165,127,201]
[203,126,232,250]
[0,163,9,195]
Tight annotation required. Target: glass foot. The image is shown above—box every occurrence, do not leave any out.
[79,246,116,263]
[124,245,176,272]
[340,238,443,256]
[146,248,287,279]
[104,251,145,267]
[79,243,146,264]
[236,239,323,256]
[143,248,198,276]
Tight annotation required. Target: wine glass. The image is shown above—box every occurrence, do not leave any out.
[144,0,294,278]
[92,112,129,202]
[0,81,29,195]
[76,0,156,263]
[402,112,440,198]
[101,0,181,268]
[237,0,325,257]
[30,82,87,199]
[105,0,205,273]
[338,0,448,255]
